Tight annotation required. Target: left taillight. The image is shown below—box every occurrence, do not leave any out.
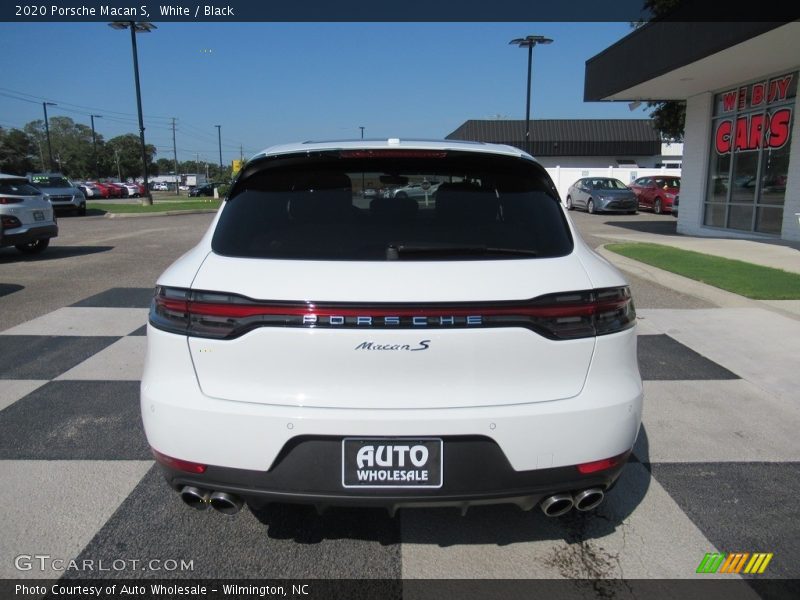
[1,215,22,229]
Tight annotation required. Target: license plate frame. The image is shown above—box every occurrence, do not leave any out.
[341,438,443,489]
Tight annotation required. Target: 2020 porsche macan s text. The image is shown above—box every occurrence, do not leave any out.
[141,140,642,517]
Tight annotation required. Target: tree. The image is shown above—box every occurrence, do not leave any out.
[105,134,157,180]
[21,116,101,177]
[0,127,37,175]
[647,101,686,142]
[633,0,687,141]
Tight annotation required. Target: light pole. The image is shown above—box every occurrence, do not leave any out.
[215,125,222,171]
[90,114,102,179]
[42,102,56,171]
[109,20,156,205]
[359,126,365,139]
[509,35,553,154]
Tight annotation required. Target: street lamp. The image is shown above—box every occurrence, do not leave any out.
[90,114,102,179]
[109,20,156,205]
[42,102,56,171]
[509,35,553,154]
[359,126,365,139]
[215,125,222,170]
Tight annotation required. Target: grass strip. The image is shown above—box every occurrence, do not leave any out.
[605,242,800,300]
[88,200,221,214]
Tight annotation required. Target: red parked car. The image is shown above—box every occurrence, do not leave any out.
[87,182,111,199]
[630,176,680,214]
[104,183,127,198]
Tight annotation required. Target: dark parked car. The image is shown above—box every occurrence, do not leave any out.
[565,178,637,214]
[189,183,215,197]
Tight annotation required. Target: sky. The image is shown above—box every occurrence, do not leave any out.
[0,22,648,164]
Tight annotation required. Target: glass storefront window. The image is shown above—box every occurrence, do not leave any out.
[705,71,796,235]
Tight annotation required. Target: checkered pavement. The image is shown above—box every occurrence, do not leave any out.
[1,288,798,585]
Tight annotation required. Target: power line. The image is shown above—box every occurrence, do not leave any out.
[0,86,173,121]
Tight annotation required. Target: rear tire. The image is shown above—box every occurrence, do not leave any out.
[16,238,50,254]
[566,196,573,210]
[587,199,595,214]
[654,198,663,214]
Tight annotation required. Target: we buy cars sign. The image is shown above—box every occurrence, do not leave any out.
[714,73,793,155]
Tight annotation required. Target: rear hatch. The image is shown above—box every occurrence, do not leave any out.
[0,178,54,227]
[153,149,633,409]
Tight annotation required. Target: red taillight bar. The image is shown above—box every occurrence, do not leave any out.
[159,297,628,320]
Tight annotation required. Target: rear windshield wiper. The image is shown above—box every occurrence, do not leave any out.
[387,243,538,260]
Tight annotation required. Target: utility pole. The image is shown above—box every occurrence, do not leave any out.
[214,125,222,170]
[109,20,156,204]
[240,144,243,162]
[90,114,102,179]
[172,117,180,196]
[42,102,56,171]
[113,149,122,181]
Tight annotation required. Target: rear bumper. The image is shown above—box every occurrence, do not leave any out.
[156,439,630,510]
[141,325,642,507]
[1,224,58,247]
[51,198,85,211]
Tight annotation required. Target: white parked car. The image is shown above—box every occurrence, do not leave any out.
[142,140,642,517]
[0,173,58,254]
[123,183,140,197]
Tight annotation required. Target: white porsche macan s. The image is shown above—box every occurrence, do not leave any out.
[141,139,642,517]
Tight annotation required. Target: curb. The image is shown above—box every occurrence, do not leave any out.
[102,209,219,219]
[597,245,800,321]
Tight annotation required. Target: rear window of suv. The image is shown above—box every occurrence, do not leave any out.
[0,180,42,195]
[212,151,573,261]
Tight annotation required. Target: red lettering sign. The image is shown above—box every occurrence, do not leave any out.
[768,108,791,149]
[751,83,765,106]
[714,108,792,154]
[722,91,737,113]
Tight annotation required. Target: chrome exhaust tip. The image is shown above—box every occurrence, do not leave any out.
[573,488,605,512]
[209,491,244,515]
[180,486,210,511]
[540,493,574,517]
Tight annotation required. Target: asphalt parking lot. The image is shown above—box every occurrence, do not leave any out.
[1,209,798,590]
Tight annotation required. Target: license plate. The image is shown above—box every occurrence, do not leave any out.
[342,438,443,488]
[33,211,44,221]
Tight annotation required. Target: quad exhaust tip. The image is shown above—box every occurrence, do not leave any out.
[179,486,210,511]
[209,491,244,515]
[179,486,244,515]
[574,488,605,512]
[540,493,574,517]
[540,488,606,517]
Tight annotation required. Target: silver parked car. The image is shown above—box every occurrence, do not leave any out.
[29,173,86,216]
[0,173,58,254]
[565,178,638,215]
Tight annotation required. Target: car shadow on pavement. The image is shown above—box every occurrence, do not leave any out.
[603,219,678,236]
[0,245,113,263]
[249,425,651,547]
[0,283,24,297]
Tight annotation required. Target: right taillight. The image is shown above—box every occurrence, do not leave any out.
[0,197,23,205]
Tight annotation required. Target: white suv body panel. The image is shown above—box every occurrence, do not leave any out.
[141,139,642,509]
[142,325,641,473]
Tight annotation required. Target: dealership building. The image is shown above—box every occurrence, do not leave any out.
[446,119,682,168]
[585,21,800,241]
